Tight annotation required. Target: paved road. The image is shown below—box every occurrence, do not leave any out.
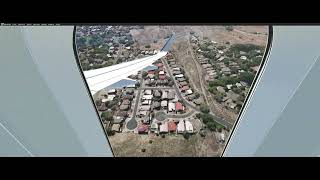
[127,77,144,130]
[163,54,233,129]
[139,87,174,90]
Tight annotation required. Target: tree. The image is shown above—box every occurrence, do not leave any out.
[214,93,224,103]
[239,72,255,85]
[206,121,217,131]
[145,44,151,48]
[196,113,201,119]
[101,111,113,121]
[142,71,148,79]
[183,132,190,140]
[200,104,210,114]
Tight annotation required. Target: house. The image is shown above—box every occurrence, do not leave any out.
[141,100,151,105]
[185,121,194,133]
[172,67,180,71]
[218,56,225,61]
[168,121,177,132]
[221,67,231,75]
[177,77,186,82]
[186,89,193,95]
[236,83,242,88]
[119,104,129,111]
[177,120,185,133]
[240,81,248,87]
[106,95,116,101]
[159,75,166,80]
[159,71,165,75]
[175,102,184,112]
[107,89,116,94]
[187,94,196,101]
[148,70,155,74]
[148,74,155,79]
[161,91,168,99]
[216,86,226,93]
[140,105,151,111]
[97,103,108,111]
[179,81,188,87]
[226,84,233,90]
[181,86,189,92]
[144,89,152,95]
[240,56,247,60]
[113,116,125,124]
[122,99,131,105]
[115,111,128,118]
[142,115,151,124]
[122,94,133,100]
[159,122,168,133]
[156,63,163,68]
[227,90,240,101]
[193,98,203,106]
[251,66,260,72]
[142,94,153,100]
[111,124,121,132]
[138,124,149,134]
[152,101,161,110]
[172,70,181,75]
[138,111,148,117]
[168,102,175,112]
[150,122,159,132]
[154,90,161,98]
[167,91,175,100]
[161,100,168,108]
[175,74,184,78]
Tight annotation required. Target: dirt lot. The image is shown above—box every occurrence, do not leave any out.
[109,132,222,157]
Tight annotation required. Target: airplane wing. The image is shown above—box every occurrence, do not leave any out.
[83,34,175,95]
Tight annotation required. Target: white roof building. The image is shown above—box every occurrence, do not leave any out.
[161,100,168,107]
[227,84,233,90]
[168,102,175,112]
[236,83,242,87]
[160,122,168,133]
[142,94,153,100]
[159,71,165,75]
[177,120,185,133]
[140,105,151,111]
[107,89,116,94]
[144,89,152,95]
[240,56,247,60]
[185,121,194,133]
[186,89,193,95]
[106,95,116,101]
[175,74,184,78]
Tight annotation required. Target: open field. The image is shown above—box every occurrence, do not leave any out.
[109,132,221,157]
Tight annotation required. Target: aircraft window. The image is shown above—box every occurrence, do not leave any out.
[74,25,271,157]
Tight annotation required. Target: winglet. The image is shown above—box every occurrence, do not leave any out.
[161,34,175,52]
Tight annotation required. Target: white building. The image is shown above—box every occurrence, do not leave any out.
[168,102,175,112]
[185,120,194,133]
[177,120,185,133]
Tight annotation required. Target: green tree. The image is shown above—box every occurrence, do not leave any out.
[101,111,113,121]
[239,72,255,85]
[200,104,210,114]
[206,121,216,131]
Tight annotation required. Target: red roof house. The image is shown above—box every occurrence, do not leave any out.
[181,86,189,92]
[156,63,163,68]
[175,102,184,111]
[159,75,166,80]
[168,121,177,132]
[148,70,155,74]
[138,124,149,134]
